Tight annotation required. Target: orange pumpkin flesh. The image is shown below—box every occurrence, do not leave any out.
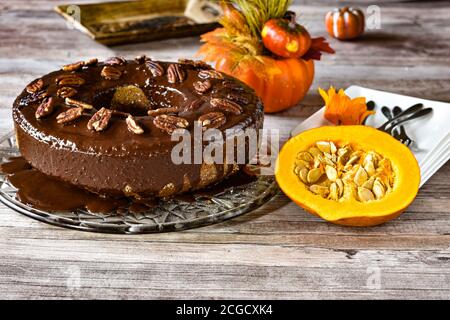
[275,126,420,226]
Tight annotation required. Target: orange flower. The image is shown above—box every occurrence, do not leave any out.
[319,86,375,125]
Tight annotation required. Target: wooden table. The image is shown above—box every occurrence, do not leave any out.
[1,0,449,299]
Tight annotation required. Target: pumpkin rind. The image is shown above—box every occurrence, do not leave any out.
[215,56,315,113]
[325,7,365,40]
[261,18,312,58]
[275,126,420,226]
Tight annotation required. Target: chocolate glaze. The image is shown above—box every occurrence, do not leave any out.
[13,58,264,197]
[1,157,257,213]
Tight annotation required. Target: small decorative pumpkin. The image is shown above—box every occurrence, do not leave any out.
[325,7,365,40]
[261,11,312,58]
[275,126,420,226]
[215,55,315,113]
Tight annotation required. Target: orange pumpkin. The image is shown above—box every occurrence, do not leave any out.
[261,12,312,59]
[215,55,315,113]
[325,7,365,40]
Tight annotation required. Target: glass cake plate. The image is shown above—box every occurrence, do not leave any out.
[0,131,278,234]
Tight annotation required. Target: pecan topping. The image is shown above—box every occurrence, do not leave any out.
[62,61,84,72]
[57,87,77,99]
[210,98,243,115]
[222,80,244,91]
[56,74,85,87]
[65,97,93,110]
[87,107,112,132]
[35,97,56,119]
[84,58,98,66]
[183,98,203,111]
[56,107,84,124]
[145,60,164,77]
[153,114,189,134]
[198,69,223,80]
[126,115,144,134]
[26,79,44,93]
[178,59,212,70]
[134,55,147,63]
[167,64,186,83]
[226,92,249,105]
[198,112,226,130]
[105,56,126,66]
[193,80,212,94]
[148,106,180,117]
[19,90,48,106]
[101,66,122,80]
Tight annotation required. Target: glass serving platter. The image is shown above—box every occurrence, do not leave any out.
[0,131,278,234]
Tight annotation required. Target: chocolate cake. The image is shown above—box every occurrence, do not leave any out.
[12,56,263,198]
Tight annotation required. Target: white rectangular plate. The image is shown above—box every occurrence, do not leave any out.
[291,86,450,187]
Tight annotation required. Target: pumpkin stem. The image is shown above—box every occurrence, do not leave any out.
[284,10,297,30]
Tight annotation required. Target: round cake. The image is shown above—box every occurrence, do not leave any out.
[13,56,263,198]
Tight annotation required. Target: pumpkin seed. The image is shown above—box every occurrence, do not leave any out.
[372,180,386,199]
[307,168,323,184]
[299,168,309,183]
[295,159,310,169]
[358,187,375,202]
[318,154,335,167]
[325,165,338,181]
[364,161,376,177]
[335,178,344,197]
[329,182,339,200]
[316,141,331,154]
[310,184,329,197]
[309,147,322,157]
[297,151,314,163]
[362,177,375,190]
[296,140,394,203]
[354,167,368,186]
[329,141,337,154]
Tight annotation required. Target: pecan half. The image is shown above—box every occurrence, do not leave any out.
[101,66,122,80]
[193,80,212,94]
[56,107,84,124]
[147,106,180,117]
[105,56,126,66]
[87,107,112,132]
[126,115,144,134]
[183,98,203,111]
[57,86,77,98]
[26,79,44,93]
[198,69,223,80]
[145,60,164,77]
[84,58,98,66]
[178,59,212,70]
[134,55,147,63]
[226,92,249,105]
[210,98,243,115]
[62,61,84,72]
[19,90,48,106]
[65,97,93,110]
[56,74,85,87]
[167,64,186,83]
[153,114,189,134]
[35,97,56,119]
[222,80,244,91]
[198,112,226,130]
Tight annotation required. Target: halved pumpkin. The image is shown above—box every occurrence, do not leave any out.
[275,125,420,226]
